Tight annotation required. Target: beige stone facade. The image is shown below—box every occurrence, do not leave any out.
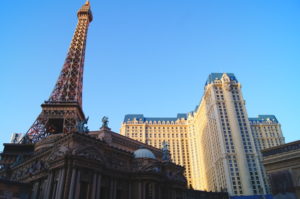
[249,116,285,151]
[249,115,285,193]
[121,73,285,196]
[191,73,265,195]
[120,115,192,187]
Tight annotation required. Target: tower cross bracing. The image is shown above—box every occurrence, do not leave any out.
[21,1,93,143]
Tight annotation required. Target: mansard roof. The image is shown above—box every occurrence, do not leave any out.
[205,73,238,86]
[123,113,188,123]
[249,115,279,124]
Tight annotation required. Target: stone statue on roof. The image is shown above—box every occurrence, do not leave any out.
[76,117,89,133]
[102,116,109,128]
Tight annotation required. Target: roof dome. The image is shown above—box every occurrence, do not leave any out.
[133,148,156,159]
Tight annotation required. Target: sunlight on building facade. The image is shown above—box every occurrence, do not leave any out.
[120,73,285,196]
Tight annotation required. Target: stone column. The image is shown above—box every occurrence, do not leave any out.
[95,174,102,199]
[158,185,161,199]
[54,169,63,199]
[114,179,117,199]
[110,178,115,199]
[44,172,53,199]
[31,182,39,199]
[152,183,155,199]
[128,182,131,199]
[74,170,81,199]
[91,173,97,199]
[63,161,73,199]
[55,168,66,199]
[68,169,77,199]
[142,181,146,199]
[138,181,142,199]
[174,189,177,199]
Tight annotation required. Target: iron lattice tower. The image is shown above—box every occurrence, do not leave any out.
[22,1,93,143]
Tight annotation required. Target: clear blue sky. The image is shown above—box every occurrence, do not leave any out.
[0,0,300,148]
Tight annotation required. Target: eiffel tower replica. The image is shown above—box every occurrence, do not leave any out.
[21,1,93,143]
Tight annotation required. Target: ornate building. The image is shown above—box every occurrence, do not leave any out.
[121,73,285,196]
[120,114,193,186]
[1,126,190,199]
[249,115,285,151]
[0,2,229,199]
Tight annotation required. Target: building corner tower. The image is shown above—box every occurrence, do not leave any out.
[193,73,266,195]
[22,1,93,143]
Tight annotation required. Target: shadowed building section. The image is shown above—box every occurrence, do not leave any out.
[262,140,300,199]
[0,179,31,199]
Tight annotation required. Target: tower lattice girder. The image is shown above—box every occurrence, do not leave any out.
[49,1,92,106]
[22,2,93,143]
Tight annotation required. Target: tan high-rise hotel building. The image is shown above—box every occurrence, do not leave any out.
[249,115,285,193]
[120,73,285,196]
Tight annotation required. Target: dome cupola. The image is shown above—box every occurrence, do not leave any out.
[133,148,156,159]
